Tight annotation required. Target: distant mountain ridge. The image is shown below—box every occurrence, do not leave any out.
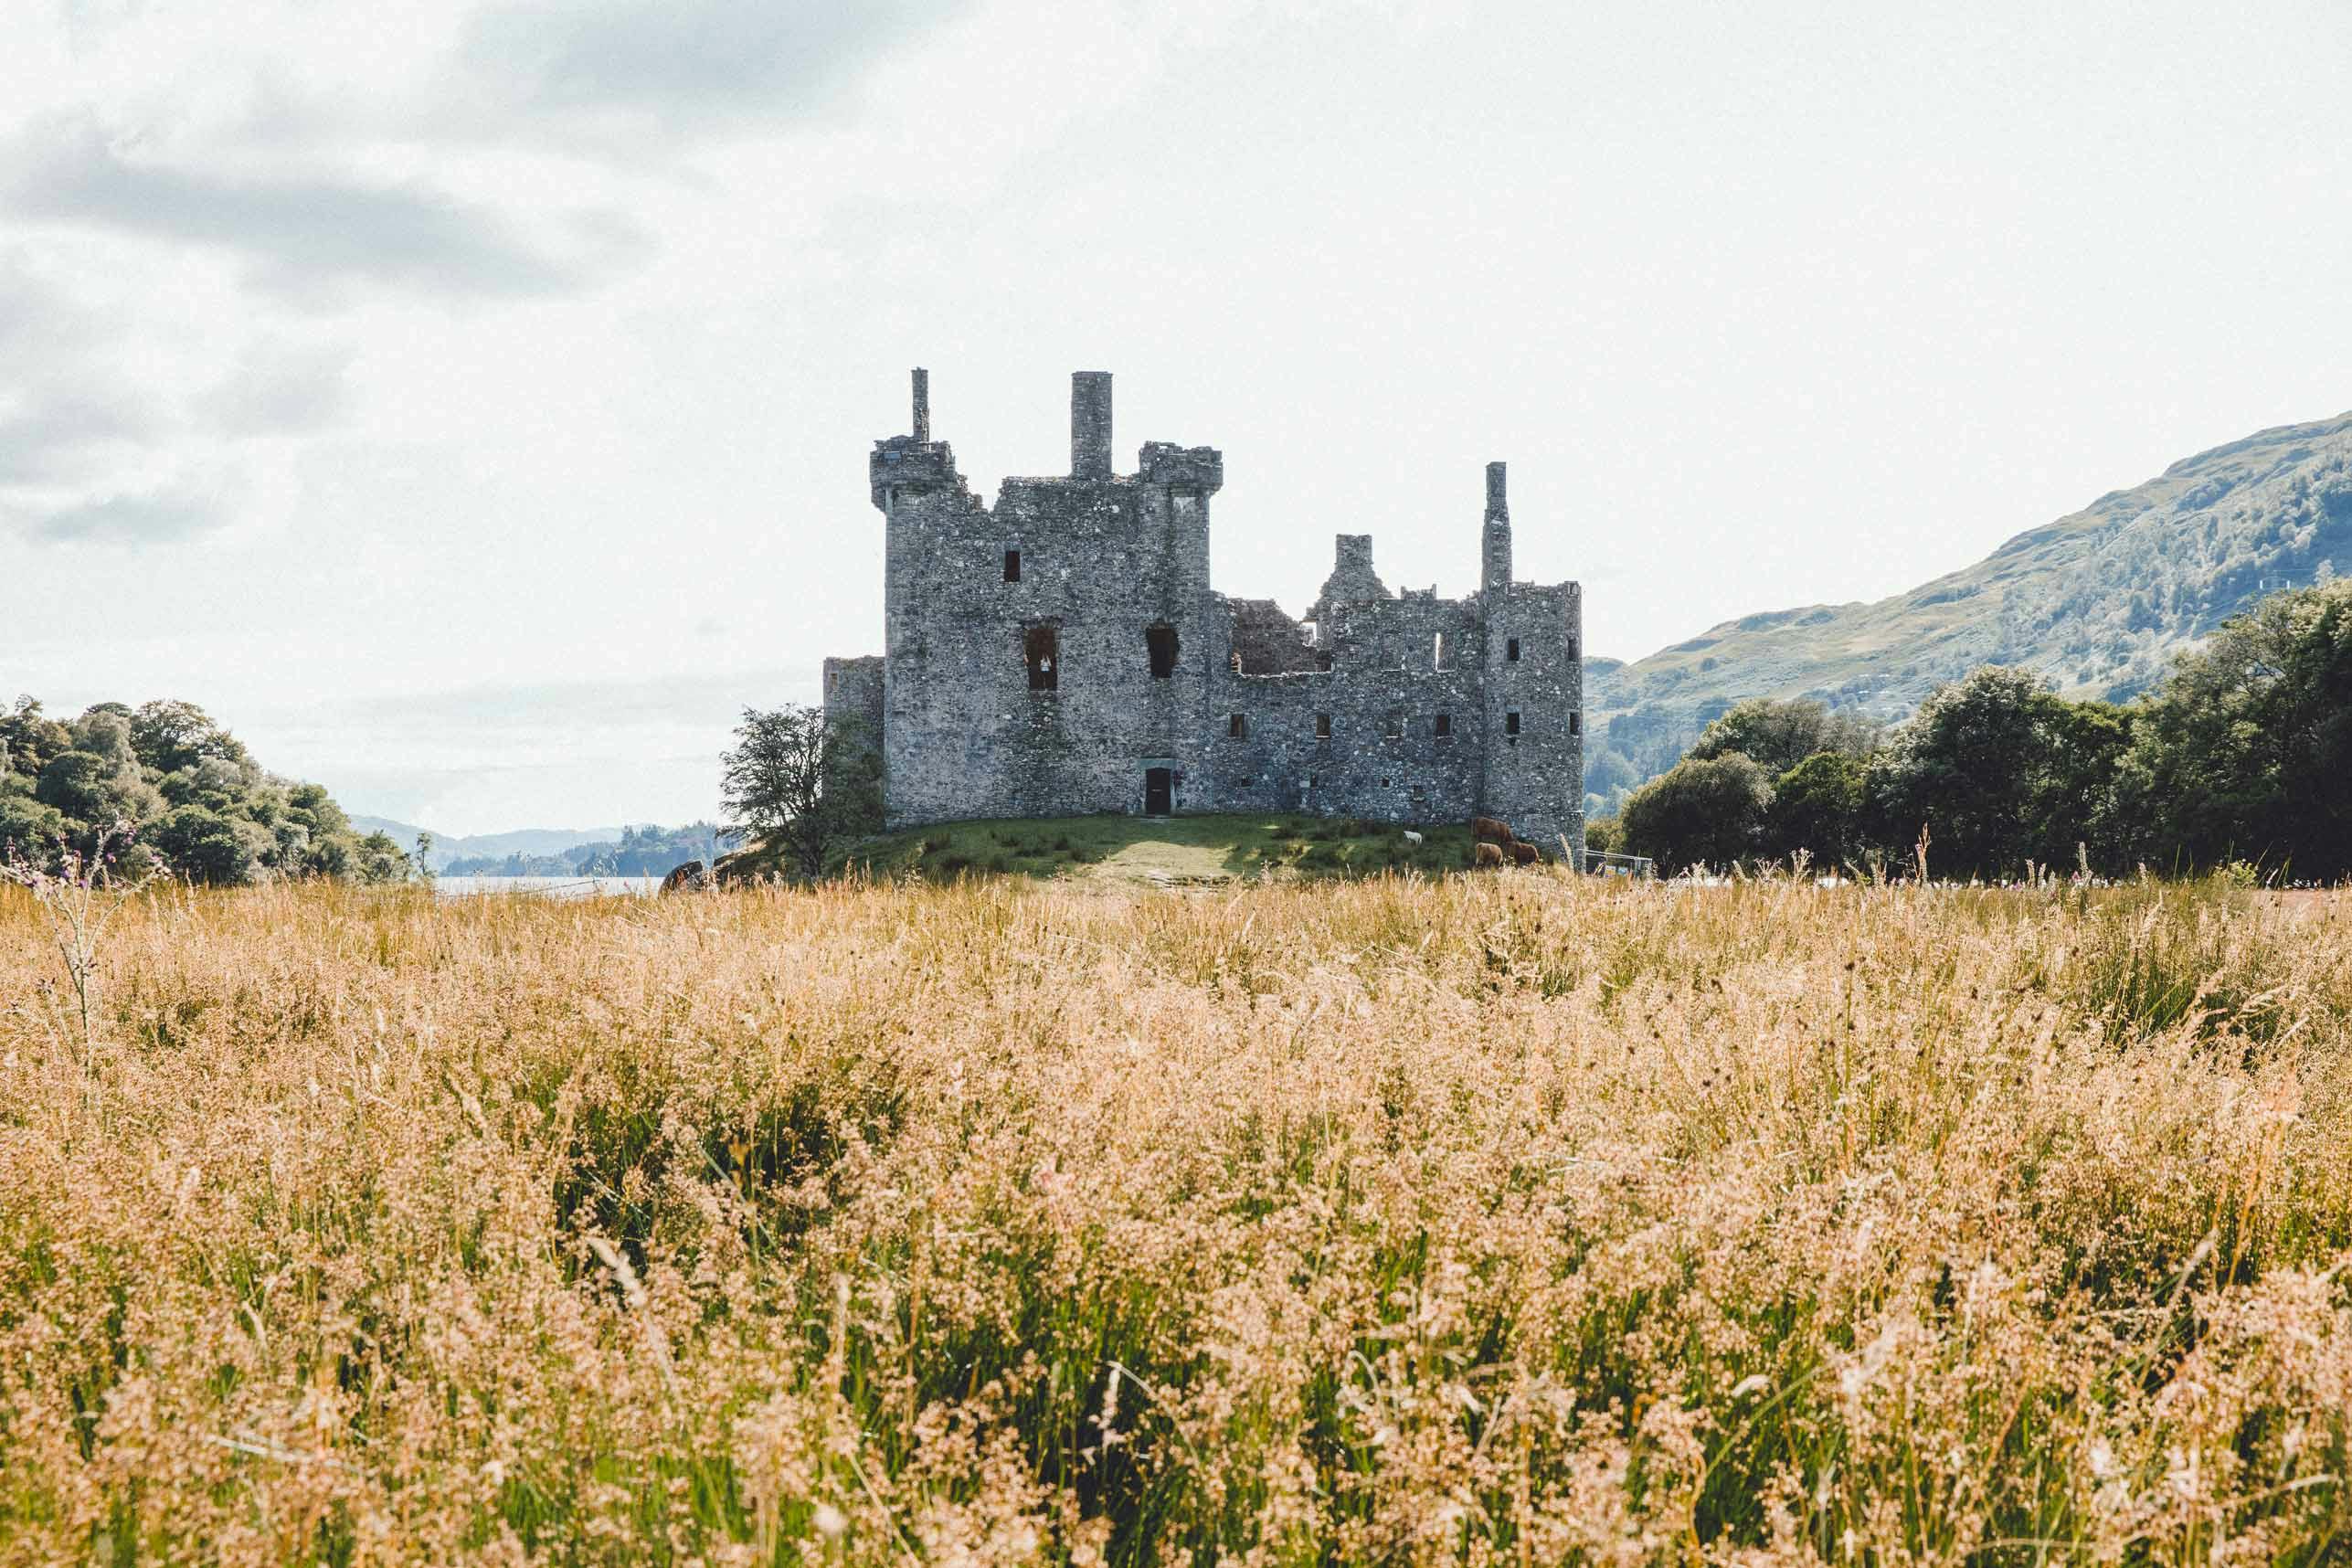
[348,818,625,872]
[1585,409,2352,806]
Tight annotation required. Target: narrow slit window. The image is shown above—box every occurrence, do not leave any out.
[1228,713,1247,739]
[1433,631,1445,670]
[1024,625,1058,691]
[1506,637,1520,662]
[1505,711,1521,736]
[1434,713,1452,739]
[1565,635,1577,660]
[1569,711,1582,736]
[1315,714,1331,739]
[1146,623,1178,678]
[1384,713,1404,739]
[1003,549,1022,582]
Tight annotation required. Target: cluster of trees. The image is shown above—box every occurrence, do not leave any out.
[441,822,739,877]
[0,697,408,885]
[1604,582,2352,881]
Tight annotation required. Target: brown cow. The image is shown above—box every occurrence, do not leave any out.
[1471,842,1505,869]
[1469,816,1515,846]
[1508,841,1540,865]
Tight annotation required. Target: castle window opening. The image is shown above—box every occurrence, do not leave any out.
[1228,713,1247,738]
[1384,713,1403,739]
[1565,635,1577,660]
[1146,623,1178,678]
[1003,549,1022,582]
[1507,637,1520,662]
[1569,711,1582,736]
[1229,651,1243,674]
[1315,714,1331,739]
[1433,632,1446,670]
[1434,713,1452,739]
[1024,625,1058,691]
[1505,710,1521,736]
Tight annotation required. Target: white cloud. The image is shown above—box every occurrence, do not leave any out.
[457,0,970,134]
[202,339,355,436]
[23,484,227,546]
[3,113,646,302]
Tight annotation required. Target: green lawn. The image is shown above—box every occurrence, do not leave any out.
[825,812,1487,884]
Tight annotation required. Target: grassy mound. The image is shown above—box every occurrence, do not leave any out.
[823,811,1486,884]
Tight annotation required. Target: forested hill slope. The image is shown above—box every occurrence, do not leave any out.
[1586,409,2352,804]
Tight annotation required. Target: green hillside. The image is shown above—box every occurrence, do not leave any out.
[1587,409,2352,807]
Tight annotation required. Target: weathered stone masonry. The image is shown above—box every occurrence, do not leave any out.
[822,370,1585,855]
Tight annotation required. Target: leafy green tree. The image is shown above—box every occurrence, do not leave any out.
[350,832,412,885]
[0,697,72,779]
[152,806,272,885]
[1689,698,1878,777]
[36,750,161,832]
[160,757,262,815]
[129,699,249,775]
[1867,668,2130,878]
[721,706,884,880]
[1618,752,1774,874]
[2117,581,2352,877]
[70,708,141,769]
[1764,751,1871,866]
[283,782,350,840]
[0,794,69,863]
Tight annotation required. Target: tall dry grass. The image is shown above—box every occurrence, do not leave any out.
[2,873,2348,1565]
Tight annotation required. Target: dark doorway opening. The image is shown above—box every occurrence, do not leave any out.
[1025,625,1058,691]
[1004,549,1022,582]
[1146,623,1178,678]
[1144,767,1172,816]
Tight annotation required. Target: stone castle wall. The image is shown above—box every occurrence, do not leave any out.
[825,370,1584,855]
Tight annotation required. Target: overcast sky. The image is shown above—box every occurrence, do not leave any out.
[5,0,2349,833]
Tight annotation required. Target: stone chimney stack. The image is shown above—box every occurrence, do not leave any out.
[911,367,930,442]
[1481,461,1513,596]
[1070,371,1113,480]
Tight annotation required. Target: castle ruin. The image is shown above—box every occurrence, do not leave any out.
[822,369,1585,854]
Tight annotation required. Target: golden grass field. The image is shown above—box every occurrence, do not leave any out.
[3,873,2349,1565]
